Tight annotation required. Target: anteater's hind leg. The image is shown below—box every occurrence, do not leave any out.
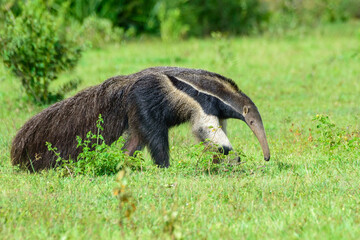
[123,134,144,156]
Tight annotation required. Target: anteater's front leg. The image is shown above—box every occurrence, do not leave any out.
[126,74,175,167]
[126,113,170,167]
[124,124,170,167]
[146,127,170,168]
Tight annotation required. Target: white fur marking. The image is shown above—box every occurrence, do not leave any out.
[163,75,233,149]
[192,113,232,149]
[172,76,240,114]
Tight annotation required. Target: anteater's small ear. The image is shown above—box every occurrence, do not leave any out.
[243,106,249,116]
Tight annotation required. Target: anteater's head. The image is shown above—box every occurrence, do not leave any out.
[240,96,270,161]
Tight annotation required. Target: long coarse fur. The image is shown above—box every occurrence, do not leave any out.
[11,67,259,171]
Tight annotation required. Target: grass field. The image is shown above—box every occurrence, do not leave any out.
[0,22,359,239]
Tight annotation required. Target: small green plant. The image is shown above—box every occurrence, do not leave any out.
[46,115,143,177]
[185,139,245,175]
[312,114,360,154]
[0,0,83,104]
[45,142,77,177]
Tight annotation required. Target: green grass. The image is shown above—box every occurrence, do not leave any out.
[1,22,359,239]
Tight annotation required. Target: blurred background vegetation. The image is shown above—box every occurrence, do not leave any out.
[0,0,359,104]
[1,0,360,39]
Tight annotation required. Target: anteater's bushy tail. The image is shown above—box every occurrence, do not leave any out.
[11,77,129,171]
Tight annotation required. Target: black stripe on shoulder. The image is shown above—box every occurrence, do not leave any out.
[167,75,242,119]
[150,67,240,92]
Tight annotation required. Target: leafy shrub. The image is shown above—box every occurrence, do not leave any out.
[265,0,360,34]
[320,0,360,22]
[56,0,157,35]
[156,2,189,41]
[4,0,360,40]
[47,115,143,177]
[191,0,269,35]
[79,15,125,48]
[152,0,269,38]
[0,0,83,104]
[61,0,270,37]
[0,0,21,22]
[312,114,359,155]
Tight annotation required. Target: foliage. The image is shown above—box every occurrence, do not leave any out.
[312,114,359,155]
[179,139,246,175]
[156,2,189,41]
[190,0,269,35]
[152,0,269,39]
[3,0,360,40]
[79,15,125,48]
[57,0,157,35]
[0,0,83,104]
[51,0,269,37]
[55,0,360,38]
[0,0,21,22]
[265,0,360,34]
[46,115,143,177]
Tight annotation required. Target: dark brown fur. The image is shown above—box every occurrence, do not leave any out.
[11,76,129,171]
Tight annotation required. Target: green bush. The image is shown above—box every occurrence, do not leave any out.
[265,0,360,34]
[189,0,269,35]
[47,115,143,177]
[3,0,360,40]
[58,0,157,35]
[320,0,360,22]
[51,0,269,37]
[0,0,83,104]
[79,15,125,48]
[156,2,189,41]
[152,0,269,38]
[312,114,359,159]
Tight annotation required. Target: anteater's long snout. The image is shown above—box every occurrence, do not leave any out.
[246,118,270,161]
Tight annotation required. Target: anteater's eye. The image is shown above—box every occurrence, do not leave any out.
[250,120,254,125]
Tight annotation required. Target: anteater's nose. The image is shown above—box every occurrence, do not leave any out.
[218,146,232,155]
